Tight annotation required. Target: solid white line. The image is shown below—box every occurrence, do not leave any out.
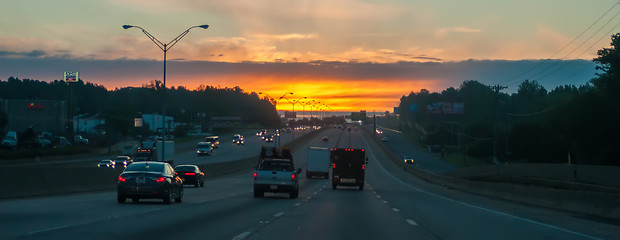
[360,133,600,240]
[392,208,400,212]
[28,225,71,235]
[232,231,251,240]
[406,219,418,226]
[274,212,285,217]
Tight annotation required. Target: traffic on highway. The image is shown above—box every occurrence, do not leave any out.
[0,126,617,240]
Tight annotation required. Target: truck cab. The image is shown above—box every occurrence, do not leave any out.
[331,148,367,190]
[253,147,300,198]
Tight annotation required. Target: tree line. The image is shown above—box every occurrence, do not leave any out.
[396,34,620,166]
[0,78,281,139]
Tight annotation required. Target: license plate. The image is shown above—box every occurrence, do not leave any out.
[341,178,356,183]
[136,178,145,184]
[270,185,278,190]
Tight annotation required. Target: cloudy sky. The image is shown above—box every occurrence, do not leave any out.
[1,0,618,111]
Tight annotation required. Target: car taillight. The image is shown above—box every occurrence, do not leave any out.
[362,164,365,170]
[185,172,196,176]
[118,176,127,182]
[253,172,257,180]
[332,163,335,169]
[155,177,166,182]
[291,174,296,181]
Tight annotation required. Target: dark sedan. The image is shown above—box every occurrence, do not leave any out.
[117,161,183,204]
[174,165,205,187]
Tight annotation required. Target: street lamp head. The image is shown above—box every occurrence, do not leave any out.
[122,25,135,29]
[198,25,210,29]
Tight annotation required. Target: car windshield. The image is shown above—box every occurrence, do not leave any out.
[258,161,293,171]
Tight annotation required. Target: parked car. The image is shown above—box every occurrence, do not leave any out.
[174,165,205,187]
[117,161,183,204]
[1,131,18,149]
[74,135,89,145]
[98,160,115,168]
[54,136,72,148]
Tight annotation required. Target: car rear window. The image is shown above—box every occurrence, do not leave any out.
[125,163,164,172]
[175,166,196,171]
[258,161,293,171]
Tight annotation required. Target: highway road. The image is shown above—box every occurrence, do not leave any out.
[1,126,618,239]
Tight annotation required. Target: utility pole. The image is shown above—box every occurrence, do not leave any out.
[490,84,507,164]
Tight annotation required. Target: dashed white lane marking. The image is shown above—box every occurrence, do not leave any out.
[28,225,70,235]
[232,231,251,240]
[376,195,381,198]
[294,203,301,206]
[274,212,285,217]
[313,192,318,195]
[392,208,400,212]
[406,219,418,226]
[382,200,388,204]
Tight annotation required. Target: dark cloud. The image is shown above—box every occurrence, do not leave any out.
[0,50,47,58]
[0,56,597,93]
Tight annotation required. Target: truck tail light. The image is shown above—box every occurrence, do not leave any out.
[253,172,257,180]
[332,163,335,169]
[291,174,296,181]
[185,172,196,176]
[362,164,365,170]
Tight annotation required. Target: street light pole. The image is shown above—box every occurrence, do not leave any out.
[123,24,209,161]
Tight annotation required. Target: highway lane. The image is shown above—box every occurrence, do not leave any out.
[374,125,458,173]
[1,127,618,239]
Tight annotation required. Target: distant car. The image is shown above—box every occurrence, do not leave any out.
[117,161,183,204]
[381,136,388,142]
[322,136,329,142]
[196,142,214,156]
[264,134,274,142]
[98,160,115,168]
[205,136,219,149]
[37,136,52,148]
[404,156,414,165]
[115,156,133,168]
[174,165,205,187]
[233,134,245,145]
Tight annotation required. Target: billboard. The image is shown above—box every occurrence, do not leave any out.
[351,111,367,121]
[426,102,465,114]
[64,71,79,82]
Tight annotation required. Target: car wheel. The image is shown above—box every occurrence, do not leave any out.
[163,189,172,204]
[117,194,126,203]
[200,180,205,187]
[132,197,139,202]
[194,181,199,187]
[290,190,299,199]
[175,187,183,203]
[359,184,364,191]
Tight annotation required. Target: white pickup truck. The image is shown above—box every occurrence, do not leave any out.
[253,147,301,198]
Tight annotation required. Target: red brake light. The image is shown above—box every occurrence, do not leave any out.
[185,172,196,176]
[118,176,127,182]
[332,163,336,169]
[253,172,257,180]
[155,177,166,182]
[291,174,296,181]
[362,164,365,170]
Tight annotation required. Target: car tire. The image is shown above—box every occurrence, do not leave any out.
[175,187,183,203]
[253,189,263,198]
[194,181,199,187]
[117,194,126,203]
